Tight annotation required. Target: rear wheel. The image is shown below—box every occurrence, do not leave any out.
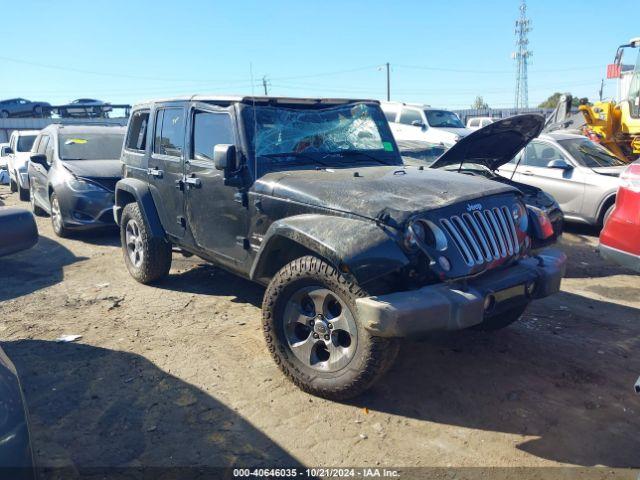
[50,192,71,237]
[120,202,172,284]
[263,255,400,400]
[474,304,528,331]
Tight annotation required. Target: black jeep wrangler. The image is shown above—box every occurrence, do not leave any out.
[114,96,566,399]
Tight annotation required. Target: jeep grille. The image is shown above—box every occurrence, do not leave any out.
[440,206,519,267]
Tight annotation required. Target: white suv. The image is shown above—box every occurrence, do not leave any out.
[6,130,39,201]
[381,102,472,147]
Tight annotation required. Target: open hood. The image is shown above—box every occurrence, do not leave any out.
[429,114,545,171]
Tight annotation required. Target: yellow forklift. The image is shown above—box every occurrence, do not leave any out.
[579,37,640,162]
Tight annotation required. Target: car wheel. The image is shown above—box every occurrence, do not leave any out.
[601,204,615,228]
[262,255,400,400]
[0,110,9,118]
[50,192,71,237]
[473,304,528,332]
[120,202,172,284]
[29,181,45,216]
[32,106,42,117]
[18,180,30,202]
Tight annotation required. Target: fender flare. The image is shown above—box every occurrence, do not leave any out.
[114,178,165,238]
[250,214,410,285]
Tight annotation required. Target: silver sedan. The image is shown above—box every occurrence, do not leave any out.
[497,132,626,227]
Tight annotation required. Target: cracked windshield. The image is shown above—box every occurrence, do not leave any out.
[245,102,399,173]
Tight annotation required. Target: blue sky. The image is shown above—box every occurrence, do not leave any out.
[1,0,637,109]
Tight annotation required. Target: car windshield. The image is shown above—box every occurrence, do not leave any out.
[425,110,465,128]
[243,102,400,173]
[17,135,36,152]
[59,133,125,160]
[557,138,627,168]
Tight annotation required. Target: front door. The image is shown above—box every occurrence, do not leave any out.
[148,105,187,239]
[184,103,249,264]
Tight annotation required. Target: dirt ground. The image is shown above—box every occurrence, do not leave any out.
[1,183,640,477]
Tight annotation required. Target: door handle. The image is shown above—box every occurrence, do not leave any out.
[185,176,202,188]
[147,167,164,178]
[521,170,534,176]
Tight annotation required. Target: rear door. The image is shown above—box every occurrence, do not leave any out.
[148,104,187,239]
[184,103,249,264]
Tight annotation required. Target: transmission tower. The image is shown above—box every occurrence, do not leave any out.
[513,0,532,109]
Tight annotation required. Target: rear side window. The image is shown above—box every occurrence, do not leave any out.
[16,134,36,152]
[126,110,150,152]
[399,109,423,125]
[191,111,235,162]
[469,119,479,127]
[154,108,184,157]
[382,107,399,122]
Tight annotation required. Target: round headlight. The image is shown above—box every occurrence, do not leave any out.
[512,202,528,231]
[404,221,426,251]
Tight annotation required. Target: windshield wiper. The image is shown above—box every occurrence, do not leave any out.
[326,150,390,165]
[261,152,335,168]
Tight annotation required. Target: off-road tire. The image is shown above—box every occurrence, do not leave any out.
[263,255,400,400]
[474,304,528,331]
[120,202,172,284]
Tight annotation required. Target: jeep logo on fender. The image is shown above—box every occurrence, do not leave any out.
[466,203,483,212]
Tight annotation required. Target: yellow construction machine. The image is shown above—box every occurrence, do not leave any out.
[579,37,640,162]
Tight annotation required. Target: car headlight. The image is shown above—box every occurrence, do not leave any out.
[66,177,107,192]
[404,219,448,252]
[512,202,528,232]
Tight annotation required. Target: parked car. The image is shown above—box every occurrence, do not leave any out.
[28,124,126,237]
[467,116,496,130]
[497,132,627,227]
[6,130,39,201]
[423,116,564,248]
[59,98,112,118]
[599,161,640,272]
[0,142,9,170]
[114,96,565,400]
[381,102,472,147]
[0,98,50,118]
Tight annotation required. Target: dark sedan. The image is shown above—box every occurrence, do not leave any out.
[27,124,126,237]
[400,116,564,249]
[59,98,112,118]
[0,98,50,118]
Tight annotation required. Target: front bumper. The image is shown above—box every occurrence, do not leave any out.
[58,189,116,230]
[356,248,567,337]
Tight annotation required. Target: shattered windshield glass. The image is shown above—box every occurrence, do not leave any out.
[243,102,400,172]
[558,138,626,168]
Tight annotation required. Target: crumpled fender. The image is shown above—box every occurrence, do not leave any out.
[114,178,164,238]
[250,214,410,285]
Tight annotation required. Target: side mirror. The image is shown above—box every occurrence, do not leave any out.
[546,159,572,170]
[213,144,236,171]
[30,154,49,169]
[411,120,425,128]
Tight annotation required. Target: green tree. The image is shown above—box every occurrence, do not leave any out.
[472,96,489,109]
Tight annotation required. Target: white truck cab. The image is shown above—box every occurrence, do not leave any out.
[381,102,472,147]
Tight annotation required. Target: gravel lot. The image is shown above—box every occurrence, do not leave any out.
[1,184,639,477]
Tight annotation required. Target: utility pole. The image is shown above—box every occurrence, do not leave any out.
[262,76,269,96]
[513,0,532,109]
[599,78,604,101]
[386,62,391,101]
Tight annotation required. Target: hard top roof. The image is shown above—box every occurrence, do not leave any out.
[133,95,380,109]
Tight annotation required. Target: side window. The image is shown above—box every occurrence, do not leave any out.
[469,119,479,127]
[153,108,184,157]
[125,110,150,152]
[37,136,49,155]
[45,139,54,164]
[399,109,423,126]
[523,142,565,168]
[382,107,399,123]
[191,111,235,162]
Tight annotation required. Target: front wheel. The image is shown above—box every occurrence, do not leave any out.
[50,192,71,237]
[120,202,172,284]
[262,255,399,400]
